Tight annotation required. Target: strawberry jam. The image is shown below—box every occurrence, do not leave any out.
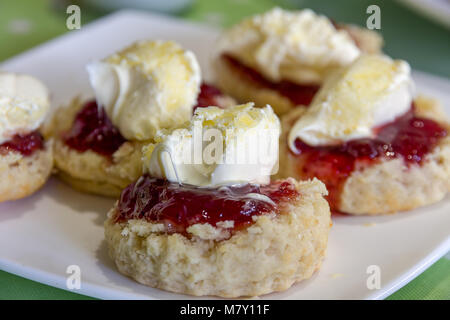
[0,131,44,156]
[292,107,447,210]
[65,85,226,157]
[222,54,319,106]
[115,175,299,234]
[194,83,226,111]
[63,100,126,157]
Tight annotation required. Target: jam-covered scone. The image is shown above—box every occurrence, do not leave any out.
[0,72,53,202]
[48,40,233,197]
[213,8,383,115]
[278,55,450,215]
[105,104,331,297]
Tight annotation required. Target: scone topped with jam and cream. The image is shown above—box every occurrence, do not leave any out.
[87,40,201,141]
[0,72,53,202]
[278,54,450,215]
[105,103,331,297]
[213,7,383,115]
[48,40,235,197]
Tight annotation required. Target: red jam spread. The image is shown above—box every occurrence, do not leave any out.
[194,83,226,111]
[63,100,126,157]
[0,131,44,156]
[222,54,319,106]
[64,84,227,157]
[114,175,299,234]
[292,106,447,210]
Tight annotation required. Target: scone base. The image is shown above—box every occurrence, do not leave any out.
[105,179,331,297]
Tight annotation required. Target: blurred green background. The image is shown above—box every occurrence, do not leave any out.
[1,0,449,77]
[0,0,449,300]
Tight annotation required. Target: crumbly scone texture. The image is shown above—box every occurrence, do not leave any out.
[213,25,383,116]
[46,97,145,197]
[277,95,450,215]
[0,140,53,202]
[104,178,331,297]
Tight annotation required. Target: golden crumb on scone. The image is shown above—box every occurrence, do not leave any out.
[0,140,53,202]
[104,178,331,297]
[213,26,383,116]
[47,98,145,197]
[277,96,450,215]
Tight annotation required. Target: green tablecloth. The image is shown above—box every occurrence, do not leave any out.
[0,0,449,300]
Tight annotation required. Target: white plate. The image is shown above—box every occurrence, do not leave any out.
[396,0,450,29]
[0,10,449,300]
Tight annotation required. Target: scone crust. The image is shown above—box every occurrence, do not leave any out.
[278,96,450,215]
[213,25,383,116]
[47,98,145,197]
[105,178,331,297]
[0,140,53,202]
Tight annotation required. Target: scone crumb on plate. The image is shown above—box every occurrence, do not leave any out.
[363,222,376,227]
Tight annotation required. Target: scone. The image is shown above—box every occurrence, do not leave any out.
[46,98,144,196]
[278,55,449,215]
[105,176,330,297]
[105,103,331,297]
[0,72,53,202]
[213,7,383,116]
[48,40,234,197]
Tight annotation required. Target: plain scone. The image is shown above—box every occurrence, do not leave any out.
[0,140,53,202]
[104,178,331,297]
[213,25,383,116]
[277,96,450,215]
[45,98,145,197]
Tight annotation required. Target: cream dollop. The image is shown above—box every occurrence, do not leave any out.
[143,103,280,186]
[87,40,201,141]
[216,7,360,85]
[0,72,50,144]
[288,54,415,149]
